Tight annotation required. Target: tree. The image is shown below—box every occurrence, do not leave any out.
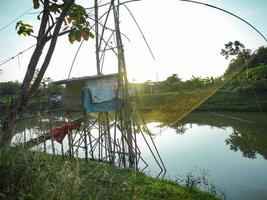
[249,46,267,68]
[166,74,181,83]
[0,81,21,96]
[0,0,93,147]
[221,41,251,77]
[221,41,246,60]
[164,74,182,91]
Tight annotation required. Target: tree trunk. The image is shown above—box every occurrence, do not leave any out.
[0,0,75,148]
[0,44,46,147]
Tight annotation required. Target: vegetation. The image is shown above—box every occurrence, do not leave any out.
[133,44,267,113]
[1,0,93,147]
[1,1,264,198]
[0,148,218,200]
[1,44,266,125]
[0,81,63,122]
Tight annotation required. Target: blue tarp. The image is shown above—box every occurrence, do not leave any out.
[83,89,123,113]
[89,78,119,103]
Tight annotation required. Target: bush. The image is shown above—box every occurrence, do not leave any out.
[252,79,267,91]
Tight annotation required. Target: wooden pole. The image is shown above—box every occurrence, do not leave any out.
[48,114,55,156]
[95,0,101,75]
[112,1,134,167]
[83,124,88,161]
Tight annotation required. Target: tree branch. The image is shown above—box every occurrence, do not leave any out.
[29,0,75,96]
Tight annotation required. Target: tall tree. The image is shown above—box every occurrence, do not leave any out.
[0,0,93,147]
[164,74,182,91]
[221,41,251,77]
[221,41,244,59]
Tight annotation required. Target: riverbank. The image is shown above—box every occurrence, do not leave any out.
[199,89,267,111]
[135,88,267,113]
[0,148,218,200]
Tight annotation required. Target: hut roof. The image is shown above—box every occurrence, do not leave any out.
[53,73,119,85]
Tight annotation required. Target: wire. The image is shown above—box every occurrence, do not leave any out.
[85,0,142,10]
[0,44,36,67]
[116,0,267,44]
[177,0,267,44]
[0,7,33,33]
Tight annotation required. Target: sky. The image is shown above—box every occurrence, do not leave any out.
[0,0,267,83]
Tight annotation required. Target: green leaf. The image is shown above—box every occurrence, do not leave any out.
[24,23,33,28]
[49,4,60,14]
[88,32,94,39]
[75,30,82,42]
[33,0,40,9]
[68,31,76,44]
[15,21,22,30]
[17,29,23,35]
[16,21,33,36]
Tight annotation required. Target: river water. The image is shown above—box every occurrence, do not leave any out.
[138,111,267,200]
[12,111,267,200]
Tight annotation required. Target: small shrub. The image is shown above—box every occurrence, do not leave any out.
[175,168,226,200]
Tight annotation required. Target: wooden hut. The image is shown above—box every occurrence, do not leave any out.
[54,73,123,113]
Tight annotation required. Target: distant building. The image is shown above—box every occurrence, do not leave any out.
[130,81,162,94]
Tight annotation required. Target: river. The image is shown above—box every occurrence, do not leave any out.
[138,111,267,200]
[12,111,267,200]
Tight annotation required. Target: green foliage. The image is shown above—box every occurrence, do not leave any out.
[66,4,94,43]
[239,64,267,80]
[0,96,12,107]
[133,74,221,95]
[176,168,226,200]
[16,1,94,44]
[15,21,34,36]
[224,55,246,77]
[49,3,61,14]
[0,81,20,96]
[162,74,182,91]
[249,46,267,68]
[0,148,218,200]
[135,87,216,124]
[220,41,250,60]
[252,79,267,91]
[199,87,267,111]
[166,74,181,84]
[33,0,40,9]
[0,81,63,117]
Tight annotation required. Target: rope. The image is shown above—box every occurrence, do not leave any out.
[17,54,21,69]
[123,4,155,60]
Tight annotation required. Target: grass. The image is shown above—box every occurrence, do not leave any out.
[0,148,219,200]
[199,89,267,112]
[134,88,267,113]
[134,88,217,124]
[135,89,214,111]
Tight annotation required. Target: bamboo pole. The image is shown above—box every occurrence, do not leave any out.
[83,124,88,161]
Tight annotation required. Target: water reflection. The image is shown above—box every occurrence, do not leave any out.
[13,111,267,160]
[12,111,267,200]
[142,111,267,160]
